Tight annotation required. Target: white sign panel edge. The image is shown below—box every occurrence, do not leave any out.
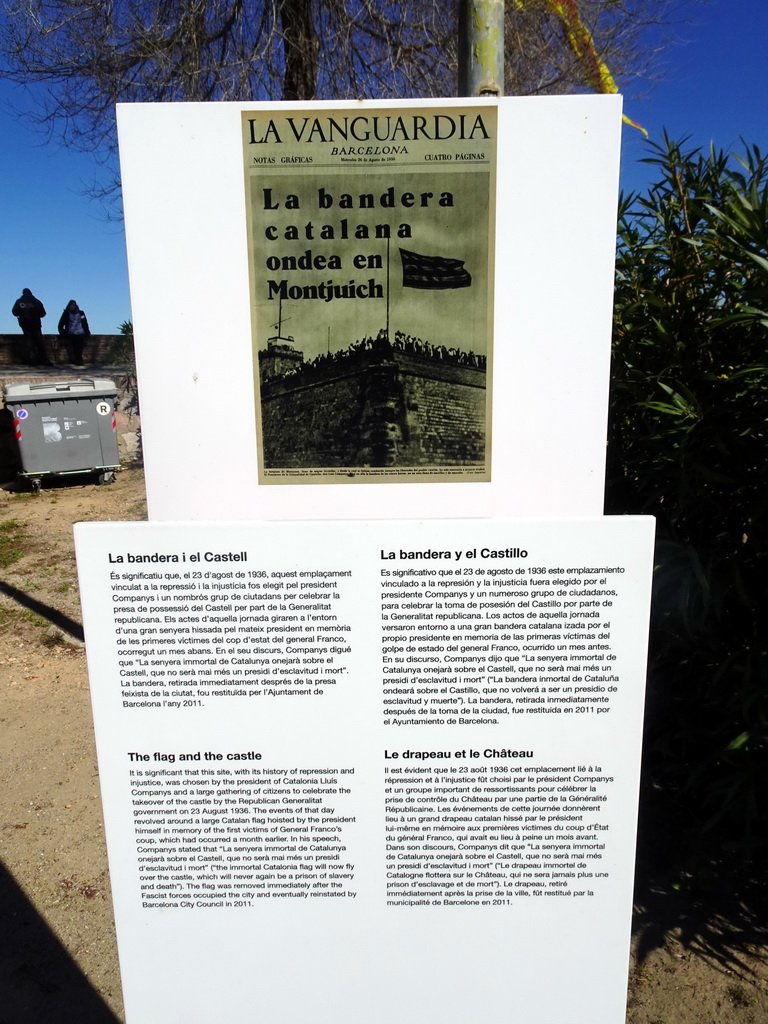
[75,514,654,1024]
[116,95,622,521]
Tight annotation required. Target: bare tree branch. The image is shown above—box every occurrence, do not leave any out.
[0,0,692,202]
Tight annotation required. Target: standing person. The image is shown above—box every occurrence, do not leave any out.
[12,288,51,365]
[58,299,91,367]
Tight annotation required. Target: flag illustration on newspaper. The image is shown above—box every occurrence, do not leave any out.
[399,248,472,290]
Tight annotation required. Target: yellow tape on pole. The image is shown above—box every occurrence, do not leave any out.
[513,0,648,135]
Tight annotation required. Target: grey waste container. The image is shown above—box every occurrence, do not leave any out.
[4,378,120,490]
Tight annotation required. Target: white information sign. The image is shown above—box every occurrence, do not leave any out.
[76,516,653,1024]
[117,95,622,520]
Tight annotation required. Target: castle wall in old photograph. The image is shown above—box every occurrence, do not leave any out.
[259,338,486,469]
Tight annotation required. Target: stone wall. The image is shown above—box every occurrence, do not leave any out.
[399,360,486,465]
[260,346,486,469]
[0,334,127,367]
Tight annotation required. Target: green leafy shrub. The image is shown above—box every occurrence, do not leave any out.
[607,135,768,851]
[106,319,136,364]
[111,320,142,464]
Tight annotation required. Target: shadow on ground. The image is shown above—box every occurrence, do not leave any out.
[633,871,768,981]
[0,861,120,1024]
[632,782,768,981]
[0,580,84,642]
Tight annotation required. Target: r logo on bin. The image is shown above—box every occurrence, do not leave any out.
[95,401,112,416]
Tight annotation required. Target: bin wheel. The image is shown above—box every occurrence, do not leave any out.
[29,477,42,494]
[99,471,116,485]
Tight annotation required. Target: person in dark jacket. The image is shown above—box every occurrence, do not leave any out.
[58,299,91,367]
[12,288,51,365]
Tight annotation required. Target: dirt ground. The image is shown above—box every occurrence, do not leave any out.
[0,467,766,1023]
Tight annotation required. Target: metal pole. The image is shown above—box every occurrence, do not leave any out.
[386,235,391,341]
[458,0,505,97]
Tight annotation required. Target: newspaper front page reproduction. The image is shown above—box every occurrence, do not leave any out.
[242,106,497,485]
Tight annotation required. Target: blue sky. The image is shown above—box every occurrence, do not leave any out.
[619,0,768,195]
[0,0,765,336]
